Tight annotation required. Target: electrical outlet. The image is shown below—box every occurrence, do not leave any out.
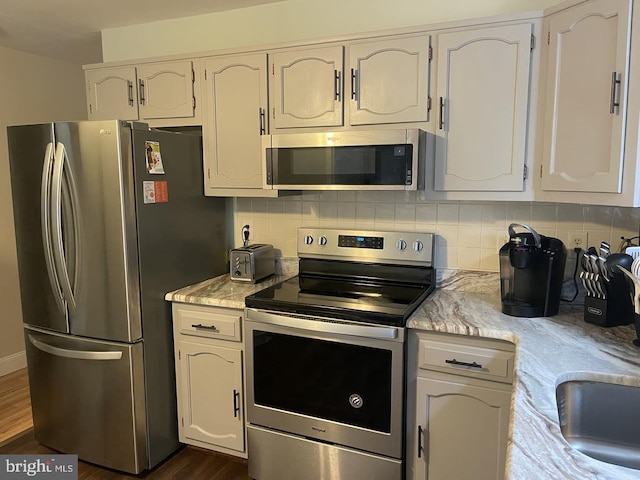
[568,232,587,250]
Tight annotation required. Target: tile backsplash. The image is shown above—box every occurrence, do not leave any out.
[234,191,640,272]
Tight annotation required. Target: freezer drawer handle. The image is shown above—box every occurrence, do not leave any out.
[191,323,218,332]
[445,358,483,369]
[29,335,123,361]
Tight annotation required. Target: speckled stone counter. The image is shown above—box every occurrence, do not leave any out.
[408,270,640,480]
[165,257,298,308]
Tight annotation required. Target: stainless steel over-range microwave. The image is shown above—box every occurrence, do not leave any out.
[262,129,426,190]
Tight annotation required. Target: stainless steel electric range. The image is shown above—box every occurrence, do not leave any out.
[244,228,435,480]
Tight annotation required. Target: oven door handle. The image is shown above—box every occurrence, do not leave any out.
[245,308,400,340]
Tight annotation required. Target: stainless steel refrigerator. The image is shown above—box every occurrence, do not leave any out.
[7,120,228,473]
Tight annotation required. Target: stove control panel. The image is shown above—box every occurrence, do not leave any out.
[298,228,435,266]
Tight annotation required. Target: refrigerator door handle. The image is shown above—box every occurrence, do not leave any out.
[28,335,123,361]
[52,142,80,312]
[40,142,66,314]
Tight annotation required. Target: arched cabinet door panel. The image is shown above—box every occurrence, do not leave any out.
[434,23,533,192]
[541,0,631,193]
[271,46,344,129]
[349,35,432,125]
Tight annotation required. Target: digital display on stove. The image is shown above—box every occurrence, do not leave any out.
[338,235,384,249]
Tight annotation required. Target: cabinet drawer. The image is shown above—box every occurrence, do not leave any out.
[174,304,242,342]
[417,336,514,383]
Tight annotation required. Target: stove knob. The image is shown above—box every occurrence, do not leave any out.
[319,236,328,246]
[396,239,407,251]
[304,235,314,245]
[413,240,424,252]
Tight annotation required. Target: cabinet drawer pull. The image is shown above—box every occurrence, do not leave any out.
[191,323,218,332]
[439,97,445,130]
[233,389,240,418]
[610,71,621,114]
[335,70,341,101]
[445,358,483,369]
[417,425,424,458]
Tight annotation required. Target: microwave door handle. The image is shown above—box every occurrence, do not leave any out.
[40,142,65,314]
[51,142,77,312]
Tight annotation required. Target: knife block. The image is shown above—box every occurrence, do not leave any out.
[583,282,633,327]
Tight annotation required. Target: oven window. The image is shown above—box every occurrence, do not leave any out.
[268,144,411,185]
[252,330,392,433]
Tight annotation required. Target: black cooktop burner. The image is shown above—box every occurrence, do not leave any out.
[245,259,435,327]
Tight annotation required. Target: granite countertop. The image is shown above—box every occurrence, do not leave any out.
[165,272,294,308]
[166,267,640,479]
[408,270,640,480]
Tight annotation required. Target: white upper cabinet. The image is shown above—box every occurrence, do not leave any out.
[271,46,344,129]
[434,23,533,192]
[85,66,138,121]
[85,60,199,124]
[349,35,432,125]
[540,0,631,193]
[137,61,196,120]
[202,53,277,196]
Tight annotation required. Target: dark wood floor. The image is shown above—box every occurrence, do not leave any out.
[0,429,250,480]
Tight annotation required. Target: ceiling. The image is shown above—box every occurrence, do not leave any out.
[0,0,285,64]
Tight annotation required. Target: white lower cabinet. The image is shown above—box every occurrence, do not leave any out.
[407,331,515,480]
[172,303,246,457]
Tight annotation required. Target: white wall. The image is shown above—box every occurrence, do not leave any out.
[0,46,86,372]
[101,0,565,62]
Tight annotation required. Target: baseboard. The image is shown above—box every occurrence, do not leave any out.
[0,351,27,377]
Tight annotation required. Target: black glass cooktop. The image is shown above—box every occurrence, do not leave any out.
[245,259,434,327]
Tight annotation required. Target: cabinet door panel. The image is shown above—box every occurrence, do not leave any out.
[137,61,195,120]
[272,46,343,128]
[415,377,511,480]
[350,35,431,125]
[203,54,268,190]
[435,23,532,191]
[179,340,244,452]
[86,67,138,121]
[541,0,631,192]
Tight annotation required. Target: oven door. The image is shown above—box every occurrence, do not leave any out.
[245,308,405,459]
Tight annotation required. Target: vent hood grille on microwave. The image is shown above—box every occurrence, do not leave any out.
[262,129,425,191]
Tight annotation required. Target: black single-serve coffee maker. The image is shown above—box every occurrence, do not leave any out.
[499,223,567,317]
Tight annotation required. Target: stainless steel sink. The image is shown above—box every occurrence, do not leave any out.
[556,380,640,470]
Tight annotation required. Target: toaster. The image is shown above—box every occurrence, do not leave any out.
[229,244,275,283]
